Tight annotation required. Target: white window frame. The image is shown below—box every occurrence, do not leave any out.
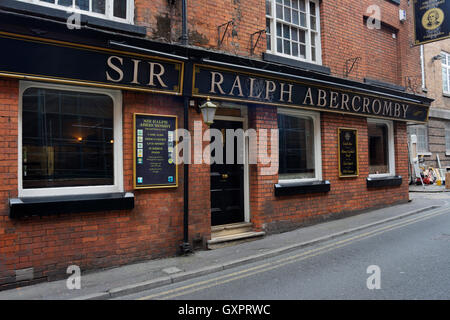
[18,81,124,197]
[442,51,450,95]
[277,108,322,183]
[408,124,429,155]
[266,0,322,64]
[16,0,134,24]
[368,118,395,178]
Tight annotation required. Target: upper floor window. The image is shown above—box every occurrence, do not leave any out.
[17,0,134,24]
[266,0,321,64]
[442,51,450,95]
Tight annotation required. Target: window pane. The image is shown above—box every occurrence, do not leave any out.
[58,0,72,6]
[266,19,272,50]
[284,0,291,6]
[284,40,291,54]
[292,28,298,41]
[283,24,290,39]
[276,22,282,36]
[300,12,306,27]
[22,88,114,189]
[310,1,316,15]
[292,10,299,25]
[292,0,298,9]
[299,0,305,11]
[39,0,55,3]
[92,0,106,14]
[266,0,272,16]
[278,113,315,179]
[311,46,316,61]
[311,15,316,30]
[277,37,283,53]
[75,0,89,10]
[114,0,127,19]
[299,29,306,43]
[276,4,283,19]
[284,6,291,23]
[368,123,389,174]
[300,44,306,58]
[292,42,298,56]
[446,127,450,151]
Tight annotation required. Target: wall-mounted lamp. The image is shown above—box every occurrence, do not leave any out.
[199,97,217,126]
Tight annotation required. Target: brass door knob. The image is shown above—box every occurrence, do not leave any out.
[221,173,229,179]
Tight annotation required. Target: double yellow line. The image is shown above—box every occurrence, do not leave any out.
[139,206,449,300]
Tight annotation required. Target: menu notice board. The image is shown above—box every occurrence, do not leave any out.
[338,128,359,178]
[133,113,178,189]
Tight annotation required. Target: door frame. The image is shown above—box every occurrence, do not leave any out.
[213,103,250,224]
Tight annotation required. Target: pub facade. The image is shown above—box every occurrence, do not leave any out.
[0,0,432,288]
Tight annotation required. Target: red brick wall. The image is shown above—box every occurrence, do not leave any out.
[137,0,421,90]
[248,105,409,233]
[0,84,211,289]
[320,0,421,88]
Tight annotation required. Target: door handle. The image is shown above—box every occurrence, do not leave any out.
[221,173,229,179]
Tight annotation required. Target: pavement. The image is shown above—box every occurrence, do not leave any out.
[0,192,447,300]
[409,184,450,192]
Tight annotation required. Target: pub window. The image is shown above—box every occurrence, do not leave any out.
[408,124,429,154]
[19,82,123,197]
[278,108,321,181]
[266,0,322,64]
[368,119,395,176]
[442,52,450,95]
[16,0,134,24]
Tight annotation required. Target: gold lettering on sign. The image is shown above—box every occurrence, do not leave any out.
[303,87,314,106]
[106,56,124,82]
[229,76,244,97]
[279,83,293,103]
[317,89,327,107]
[148,62,168,88]
[209,72,226,94]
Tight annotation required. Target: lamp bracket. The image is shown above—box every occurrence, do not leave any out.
[217,20,234,48]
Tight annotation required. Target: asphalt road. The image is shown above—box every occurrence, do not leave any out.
[120,202,450,300]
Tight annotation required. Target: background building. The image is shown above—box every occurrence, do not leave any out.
[409,39,450,169]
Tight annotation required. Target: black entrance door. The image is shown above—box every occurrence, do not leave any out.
[210,120,245,226]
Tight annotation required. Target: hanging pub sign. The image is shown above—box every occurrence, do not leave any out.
[413,0,450,45]
[133,114,178,189]
[0,32,183,95]
[192,65,430,123]
[338,128,359,178]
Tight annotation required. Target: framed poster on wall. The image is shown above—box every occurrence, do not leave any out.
[338,128,359,178]
[133,113,178,189]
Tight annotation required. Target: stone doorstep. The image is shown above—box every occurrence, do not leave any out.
[210,222,254,238]
[207,231,266,250]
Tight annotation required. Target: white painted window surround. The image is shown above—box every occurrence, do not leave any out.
[16,0,134,24]
[368,118,395,178]
[18,81,124,197]
[277,108,322,183]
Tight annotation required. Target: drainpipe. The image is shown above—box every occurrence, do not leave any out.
[181,0,188,46]
[420,45,426,91]
[180,0,192,254]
